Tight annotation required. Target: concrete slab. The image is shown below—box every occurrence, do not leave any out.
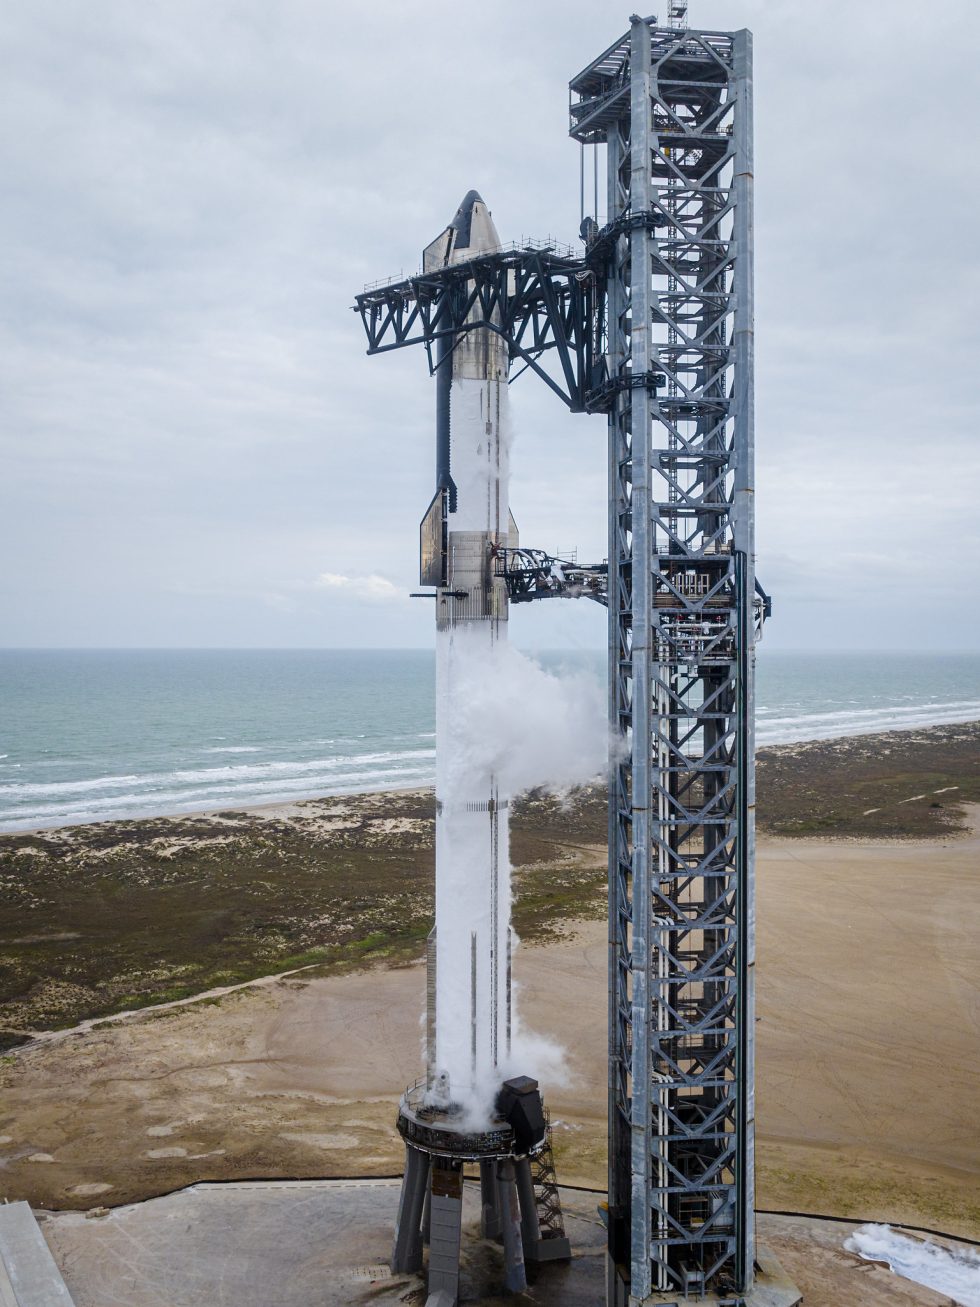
[38,1179,604,1307]
[35,1180,964,1307]
[746,1246,803,1306]
[0,1202,75,1307]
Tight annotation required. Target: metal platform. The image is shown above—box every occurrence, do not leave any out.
[392,1081,571,1304]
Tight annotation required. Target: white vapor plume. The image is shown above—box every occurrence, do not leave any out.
[435,631,606,1122]
[442,637,608,797]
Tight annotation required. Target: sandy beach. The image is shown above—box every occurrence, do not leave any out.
[1,722,978,1249]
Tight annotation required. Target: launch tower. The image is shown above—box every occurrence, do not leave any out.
[356,13,798,1306]
[569,19,768,1303]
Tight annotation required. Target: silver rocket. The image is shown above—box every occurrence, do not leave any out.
[420,192,517,1113]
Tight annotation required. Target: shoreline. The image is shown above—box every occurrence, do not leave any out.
[3,716,979,839]
[2,720,979,1044]
[2,783,435,841]
[3,716,977,836]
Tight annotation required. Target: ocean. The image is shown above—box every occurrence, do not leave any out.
[0,649,978,833]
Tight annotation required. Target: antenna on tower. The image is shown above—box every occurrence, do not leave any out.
[666,0,689,27]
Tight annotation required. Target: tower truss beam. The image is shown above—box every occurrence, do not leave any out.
[353,246,605,412]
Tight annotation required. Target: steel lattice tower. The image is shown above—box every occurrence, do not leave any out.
[571,18,766,1303]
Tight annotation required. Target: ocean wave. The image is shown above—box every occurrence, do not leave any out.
[0,762,437,830]
[757,701,980,746]
[756,698,980,730]
[0,748,437,800]
[1,693,977,832]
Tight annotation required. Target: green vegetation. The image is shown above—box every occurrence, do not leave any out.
[1,721,976,1046]
[0,787,606,1046]
[756,720,980,839]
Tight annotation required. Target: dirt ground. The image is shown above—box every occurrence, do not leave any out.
[1,813,978,1247]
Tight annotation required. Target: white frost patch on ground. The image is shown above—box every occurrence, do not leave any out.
[845,1224,980,1306]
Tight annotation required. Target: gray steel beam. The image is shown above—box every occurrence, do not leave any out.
[732,27,756,1292]
[496,1160,528,1293]
[628,16,656,1303]
[391,1143,429,1274]
[605,103,633,1307]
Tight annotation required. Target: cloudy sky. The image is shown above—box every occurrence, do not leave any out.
[2,0,978,651]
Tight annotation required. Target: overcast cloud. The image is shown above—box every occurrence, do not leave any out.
[1,0,977,651]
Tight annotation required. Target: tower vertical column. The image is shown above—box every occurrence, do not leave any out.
[605,107,633,1306]
[627,16,656,1302]
[732,27,757,1291]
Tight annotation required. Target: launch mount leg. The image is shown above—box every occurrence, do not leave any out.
[391,1142,429,1274]
[496,1159,527,1293]
[515,1157,540,1259]
[479,1159,501,1240]
[427,1160,464,1307]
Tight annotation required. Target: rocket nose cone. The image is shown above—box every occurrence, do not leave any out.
[449,189,499,258]
[453,189,484,226]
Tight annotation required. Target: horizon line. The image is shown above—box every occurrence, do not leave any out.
[2,646,980,656]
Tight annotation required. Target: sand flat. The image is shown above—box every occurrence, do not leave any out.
[1,817,978,1242]
[754,814,980,1236]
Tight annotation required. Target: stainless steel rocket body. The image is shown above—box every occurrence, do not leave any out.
[423,194,514,1110]
[386,192,574,1298]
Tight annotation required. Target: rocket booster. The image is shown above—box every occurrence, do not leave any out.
[421,192,515,1109]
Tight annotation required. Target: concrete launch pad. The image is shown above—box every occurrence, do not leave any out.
[23,1178,962,1306]
[36,1179,601,1307]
